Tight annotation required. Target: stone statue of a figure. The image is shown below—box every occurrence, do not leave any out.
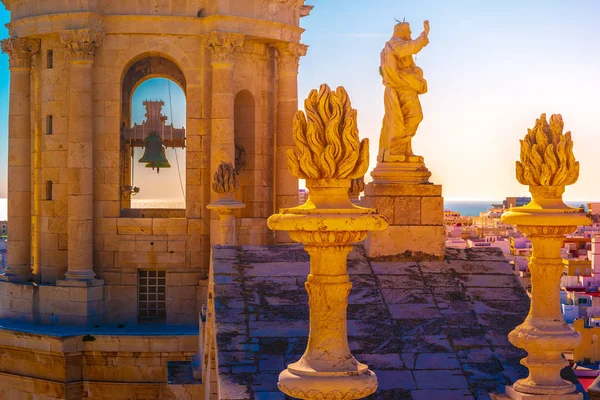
[378,20,430,163]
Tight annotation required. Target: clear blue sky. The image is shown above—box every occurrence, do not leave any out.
[1,1,600,200]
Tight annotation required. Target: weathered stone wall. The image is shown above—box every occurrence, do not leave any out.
[20,31,280,324]
[39,35,70,282]
[0,328,199,399]
[2,0,308,326]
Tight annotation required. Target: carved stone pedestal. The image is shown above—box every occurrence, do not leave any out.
[502,187,589,399]
[268,179,388,400]
[207,196,245,246]
[501,115,590,400]
[504,385,582,400]
[364,162,445,259]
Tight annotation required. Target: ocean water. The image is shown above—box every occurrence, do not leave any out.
[0,198,589,220]
[444,201,500,216]
[444,200,589,216]
[130,199,185,209]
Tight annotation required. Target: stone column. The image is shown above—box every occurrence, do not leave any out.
[272,42,307,243]
[0,38,40,282]
[203,32,244,245]
[59,29,104,284]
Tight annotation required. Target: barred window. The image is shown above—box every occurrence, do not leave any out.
[138,270,166,320]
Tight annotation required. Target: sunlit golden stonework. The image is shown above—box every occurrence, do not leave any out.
[502,113,590,400]
[287,84,369,180]
[269,84,387,399]
[516,113,579,187]
[0,0,312,396]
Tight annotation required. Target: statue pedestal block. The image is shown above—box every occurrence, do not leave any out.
[364,162,445,259]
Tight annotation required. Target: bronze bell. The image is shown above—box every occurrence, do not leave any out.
[138,132,171,173]
[145,146,171,173]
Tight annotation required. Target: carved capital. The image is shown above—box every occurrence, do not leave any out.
[273,42,308,65]
[203,32,244,65]
[1,37,40,69]
[60,29,105,63]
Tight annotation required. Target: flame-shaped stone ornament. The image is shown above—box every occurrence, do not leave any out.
[502,114,590,399]
[268,84,389,399]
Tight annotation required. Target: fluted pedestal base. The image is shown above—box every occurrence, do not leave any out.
[505,385,582,400]
[278,364,377,400]
[207,198,245,246]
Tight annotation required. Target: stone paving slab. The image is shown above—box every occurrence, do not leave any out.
[212,246,531,399]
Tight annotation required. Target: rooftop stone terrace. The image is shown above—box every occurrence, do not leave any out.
[211,245,533,400]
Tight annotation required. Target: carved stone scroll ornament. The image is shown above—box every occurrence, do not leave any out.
[273,42,308,65]
[0,37,40,68]
[203,32,244,65]
[59,29,105,62]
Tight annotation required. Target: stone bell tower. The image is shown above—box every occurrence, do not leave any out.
[0,2,311,396]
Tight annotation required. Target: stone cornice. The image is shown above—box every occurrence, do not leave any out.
[0,37,40,68]
[7,14,304,43]
[0,0,16,11]
[60,28,105,63]
[273,42,308,64]
[203,31,244,65]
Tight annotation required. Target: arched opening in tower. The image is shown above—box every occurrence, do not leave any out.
[120,56,187,213]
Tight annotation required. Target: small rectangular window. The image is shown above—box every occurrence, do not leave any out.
[47,50,53,69]
[138,270,166,321]
[45,181,53,200]
[46,115,53,135]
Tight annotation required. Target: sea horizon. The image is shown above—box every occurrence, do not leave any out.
[0,198,596,220]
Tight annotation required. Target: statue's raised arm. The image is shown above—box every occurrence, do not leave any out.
[378,20,430,163]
